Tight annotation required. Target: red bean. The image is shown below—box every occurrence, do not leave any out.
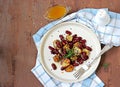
[65,30,72,35]
[61,40,68,45]
[61,67,66,70]
[72,37,81,43]
[72,39,78,43]
[84,56,88,60]
[59,35,64,40]
[80,39,86,44]
[78,44,83,49]
[81,53,88,61]
[82,52,86,57]
[75,37,80,42]
[77,37,82,41]
[58,53,62,58]
[68,42,73,48]
[81,52,86,60]
[82,43,86,48]
[48,46,54,50]
[51,50,56,54]
[51,63,57,70]
[51,49,59,54]
[61,49,67,56]
[72,34,77,38]
[86,46,92,51]
[73,62,79,66]
[56,40,62,48]
[79,60,83,64]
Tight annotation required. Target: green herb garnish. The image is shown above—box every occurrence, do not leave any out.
[64,49,74,58]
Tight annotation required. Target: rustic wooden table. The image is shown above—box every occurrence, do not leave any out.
[0,0,120,87]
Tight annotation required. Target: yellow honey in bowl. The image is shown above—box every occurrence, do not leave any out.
[45,5,69,20]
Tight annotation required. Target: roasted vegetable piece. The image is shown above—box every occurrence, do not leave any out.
[82,48,90,55]
[73,42,80,47]
[70,56,78,61]
[66,35,73,41]
[63,44,70,51]
[65,65,74,72]
[73,46,82,55]
[53,40,62,49]
[53,54,60,62]
[61,58,70,67]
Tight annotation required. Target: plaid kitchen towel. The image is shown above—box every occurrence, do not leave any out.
[31,8,120,87]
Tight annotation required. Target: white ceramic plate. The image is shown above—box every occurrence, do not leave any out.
[39,22,101,83]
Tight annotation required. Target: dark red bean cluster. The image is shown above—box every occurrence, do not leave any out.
[49,30,92,71]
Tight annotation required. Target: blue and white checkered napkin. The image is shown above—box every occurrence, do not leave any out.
[31,8,120,87]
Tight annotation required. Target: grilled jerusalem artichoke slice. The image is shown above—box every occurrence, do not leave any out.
[82,48,90,55]
[53,54,60,62]
[65,65,74,72]
[66,35,73,41]
[61,58,70,67]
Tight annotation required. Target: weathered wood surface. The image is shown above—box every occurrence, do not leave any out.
[0,0,120,87]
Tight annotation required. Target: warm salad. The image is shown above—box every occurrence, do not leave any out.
[48,30,92,72]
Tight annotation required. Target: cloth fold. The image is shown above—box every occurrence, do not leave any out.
[31,8,120,87]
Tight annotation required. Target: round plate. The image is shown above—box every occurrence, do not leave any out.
[39,22,101,83]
